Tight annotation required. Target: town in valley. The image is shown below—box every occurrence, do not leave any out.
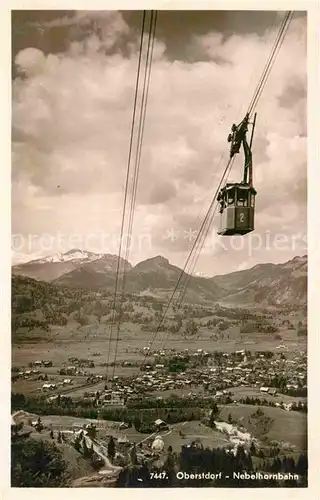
[11,251,308,487]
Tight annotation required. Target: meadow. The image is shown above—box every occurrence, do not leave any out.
[218,404,307,451]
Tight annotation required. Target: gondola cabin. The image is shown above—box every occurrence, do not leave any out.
[217,183,257,236]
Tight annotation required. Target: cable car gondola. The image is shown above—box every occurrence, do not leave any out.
[217,112,257,236]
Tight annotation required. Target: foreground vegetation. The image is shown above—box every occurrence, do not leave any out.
[11,435,69,487]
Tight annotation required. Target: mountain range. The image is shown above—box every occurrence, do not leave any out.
[12,249,307,307]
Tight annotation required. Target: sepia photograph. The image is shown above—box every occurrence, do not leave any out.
[10,7,308,489]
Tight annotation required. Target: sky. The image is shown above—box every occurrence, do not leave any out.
[11,9,307,275]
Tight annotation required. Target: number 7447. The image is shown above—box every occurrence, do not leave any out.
[150,472,168,480]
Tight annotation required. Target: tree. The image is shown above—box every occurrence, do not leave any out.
[176,318,183,331]
[94,301,104,322]
[91,453,104,471]
[185,320,198,337]
[35,417,44,433]
[255,407,264,417]
[11,437,69,487]
[82,438,90,458]
[211,402,219,414]
[74,435,81,452]
[168,358,187,373]
[218,321,228,332]
[251,410,274,438]
[296,454,308,476]
[133,416,141,431]
[164,448,176,485]
[129,444,137,465]
[108,436,116,461]
[86,424,97,440]
[209,409,216,429]
[11,393,26,411]
[249,441,257,456]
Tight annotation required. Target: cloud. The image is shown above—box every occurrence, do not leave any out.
[12,11,307,275]
[32,10,130,35]
[15,47,47,76]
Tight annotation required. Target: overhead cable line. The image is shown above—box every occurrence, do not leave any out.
[172,11,282,305]
[174,12,294,308]
[140,10,294,361]
[248,12,293,115]
[111,11,158,378]
[174,10,294,310]
[105,11,147,383]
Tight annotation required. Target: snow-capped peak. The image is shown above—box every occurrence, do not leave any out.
[36,249,103,264]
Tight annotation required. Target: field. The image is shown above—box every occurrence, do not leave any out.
[16,413,232,454]
[219,404,307,451]
[12,318,306,365]
[159,421,231,452]
[229,385,308,404]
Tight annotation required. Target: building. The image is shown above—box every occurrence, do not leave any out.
[268,388,277,396]
[119,422,130,430]
[63,378,73,385]
[154,419,168,431]
[42,361,53,367]
[97,392,125,407]
[42,383,56,390]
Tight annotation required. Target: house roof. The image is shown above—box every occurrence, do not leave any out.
[154,419,166,425]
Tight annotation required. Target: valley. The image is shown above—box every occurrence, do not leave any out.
[11,251,308,488]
